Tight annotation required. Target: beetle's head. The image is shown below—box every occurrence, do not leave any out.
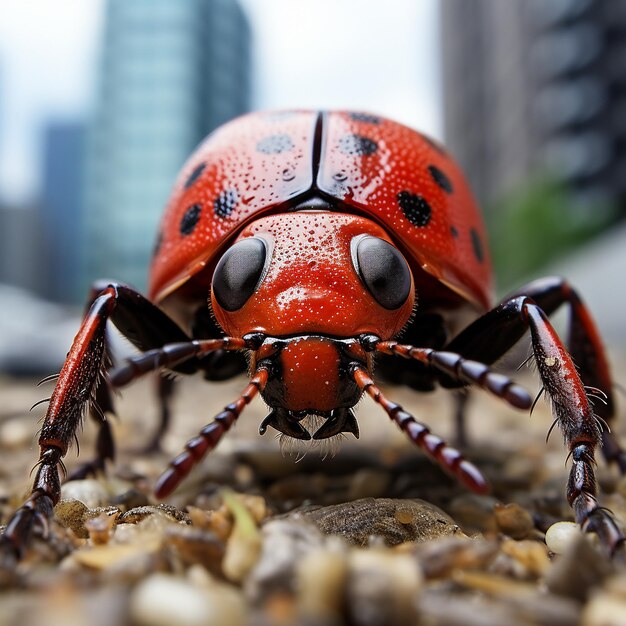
[210,210,415,340]
[209,210,415,441]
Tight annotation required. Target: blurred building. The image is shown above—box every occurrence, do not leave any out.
[83,0,251,296]
[0,205,46,294]
[441,0,626,215]
[40,121,86,302]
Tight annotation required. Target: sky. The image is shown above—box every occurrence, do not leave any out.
[0,0,442,205]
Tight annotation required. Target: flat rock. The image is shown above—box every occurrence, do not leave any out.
[285,497,461,546]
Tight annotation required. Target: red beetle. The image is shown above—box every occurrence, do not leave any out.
[3,110,624,556]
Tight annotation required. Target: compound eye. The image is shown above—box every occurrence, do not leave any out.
[212,237,268,311]
[352,235,412,310]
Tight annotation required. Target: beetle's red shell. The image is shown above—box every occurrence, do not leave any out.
[149,110,492,310]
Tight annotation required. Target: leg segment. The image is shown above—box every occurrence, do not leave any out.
[352,366,489,494]
[110,337,249,387]
[524,304,623,553]
[435,292,622,553]
[1,283,196,558]
[369,338,532,410]
[154,369,268,498]
[446,277,623,470]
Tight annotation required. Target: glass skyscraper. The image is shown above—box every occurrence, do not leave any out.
[83,0,251,294]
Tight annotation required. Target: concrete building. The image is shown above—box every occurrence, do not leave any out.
[83,0,251,295]
[440,0,626,215]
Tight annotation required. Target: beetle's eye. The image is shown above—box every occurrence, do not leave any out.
[212,237,268,311]
[352,235,412,310]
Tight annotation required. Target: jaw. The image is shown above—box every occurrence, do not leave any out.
[259,406,360,441]
[252,333,369,439]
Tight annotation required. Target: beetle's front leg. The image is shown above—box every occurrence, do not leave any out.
[1,287,115,560]
[0,283,196,560]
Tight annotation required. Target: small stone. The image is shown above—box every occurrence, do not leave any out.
[452,569,537,598]
[448,494,500,534]
[54,498,90,538]
[130,573,246,626]
[296,546,348,621]
[71,538,162,571]
[245,519,326,601]
[165,526,225,576]
[84,509,120,545]
[582,587,626,626]
[408,536,499,579]
[545,521,582,555]
[187,505,233,541]
[347,548,422,626]
[545,535,613,600]
[61,479,109,508]
[0,417,32,449]
[494,503,535,540]
[118,504,190,525]
[222,491,262,583]
[500,538,550,578]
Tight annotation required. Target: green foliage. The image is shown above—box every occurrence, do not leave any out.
[486,175,616,293]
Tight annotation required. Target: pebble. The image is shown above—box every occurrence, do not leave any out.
[407,536,499,579]
[582,591,626,626]
[245,519,326,601]
[296,545,348,621]
[545,521,582,555]
[545,535,613,600]
[0,417,32,449]
[500,538,550,578]
[494,502,535,540]
[346,548,422,626]
[61,479,109,508]
[448,493,500,533]
[84,508,121,545]
[118,504,190,525]
[130,573,246,626]
[222,491,262,582]
[54,499,91,538]
[164,526,225,576]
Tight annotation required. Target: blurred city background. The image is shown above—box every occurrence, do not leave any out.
[1,0,625,374]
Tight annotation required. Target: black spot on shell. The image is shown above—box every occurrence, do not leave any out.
[471,228,484,262]
[257,134,294,154]
[338,134,378,156]
[428,165,454,194]
[214,189,239,218]
[180,204,202,235]
[397,191,432,228]
[349,112,381,124]
[184,162,206,189]
[450,225,459,238]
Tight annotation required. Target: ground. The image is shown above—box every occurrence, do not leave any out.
[1,351,626,626]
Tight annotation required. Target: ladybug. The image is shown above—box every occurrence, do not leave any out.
[3,110,624,557]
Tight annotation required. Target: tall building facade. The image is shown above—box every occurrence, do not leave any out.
[40,121,86,302]
[83,0,251,295]
[440,0,626,215]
